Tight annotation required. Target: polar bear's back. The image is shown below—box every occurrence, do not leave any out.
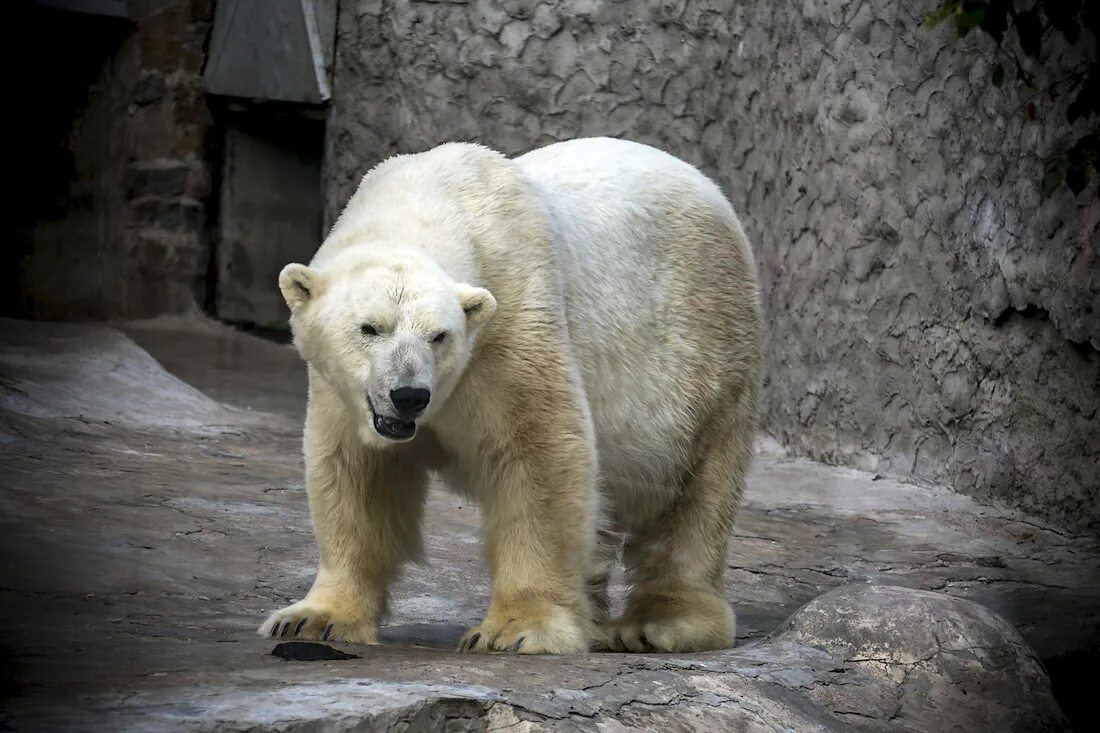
[516,137,736,226]
[515,138,759,497]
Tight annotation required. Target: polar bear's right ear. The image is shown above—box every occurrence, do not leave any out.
[279,264,326,312]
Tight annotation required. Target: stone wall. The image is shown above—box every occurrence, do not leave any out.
[13,1,214,319]
[326,0,1099,527]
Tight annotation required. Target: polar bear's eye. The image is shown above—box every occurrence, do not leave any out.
[432,332,446,344]
[361,324,378,337]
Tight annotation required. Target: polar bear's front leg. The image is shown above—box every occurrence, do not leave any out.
[458,427,598,655]
[259,406,427,645]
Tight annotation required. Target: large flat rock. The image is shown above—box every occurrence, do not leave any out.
[1,317,1095,731]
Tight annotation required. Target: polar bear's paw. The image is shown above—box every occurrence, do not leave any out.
[458,600,590,655]
[597,590,735,653]
[258,600,378,645]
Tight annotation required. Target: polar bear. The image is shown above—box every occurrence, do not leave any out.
[259,137,760,654]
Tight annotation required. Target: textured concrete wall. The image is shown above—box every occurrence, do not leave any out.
[14,1,213,319]
[326,0,1099,527]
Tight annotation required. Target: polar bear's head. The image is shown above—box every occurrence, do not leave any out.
[278,252,496,447]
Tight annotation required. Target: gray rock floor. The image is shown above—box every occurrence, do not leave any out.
[1,317,1096,731]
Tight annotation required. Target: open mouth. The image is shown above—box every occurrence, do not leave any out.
[372,412,416,440]
[368,398,416,441]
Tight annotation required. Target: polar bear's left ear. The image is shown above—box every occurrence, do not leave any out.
[456,284,497,329]
[279,263,326,312]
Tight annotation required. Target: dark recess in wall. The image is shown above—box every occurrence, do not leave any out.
[4,4,131,318]
[210,100,325,330]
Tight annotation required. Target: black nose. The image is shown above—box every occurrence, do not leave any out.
[390,386,430,416]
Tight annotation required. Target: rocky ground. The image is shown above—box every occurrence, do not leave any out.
[0,317,1096,731]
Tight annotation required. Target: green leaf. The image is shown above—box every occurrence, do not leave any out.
[956,7,986,37]
[992,63,1005,88]
[1041,169,1065,199]
[1041,156,1070,200]
[925,1,960,28]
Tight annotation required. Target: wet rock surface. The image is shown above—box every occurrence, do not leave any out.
[1,317,1095,731]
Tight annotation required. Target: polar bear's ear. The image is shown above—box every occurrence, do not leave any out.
[456,284,497,329]
[279,264,325,311]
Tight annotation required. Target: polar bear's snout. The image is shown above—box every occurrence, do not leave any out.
[390,386,431,416]
[366,383,431,442]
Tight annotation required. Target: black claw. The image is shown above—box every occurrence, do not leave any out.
[294,618,307,636]
[509,637,525,652]
[280,621,292,638]
[269,622,280,638]
[465,632,480,651]
[322,624,334,641]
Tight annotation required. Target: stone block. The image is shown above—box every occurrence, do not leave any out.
[169,123,207,159]
[129,196,204,232]
[127,159,190,198]
[137,5,184,70]
[129,228,206,277]
[132,71,165,105]
[173,80,209,126]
